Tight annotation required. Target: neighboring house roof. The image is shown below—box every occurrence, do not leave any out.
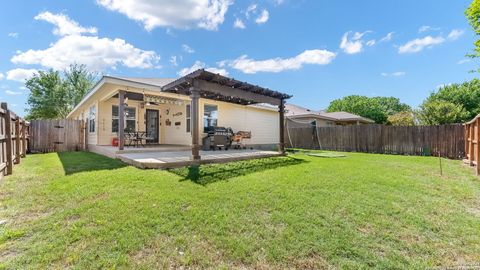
[285,103,375,123]
[288,113,337,121]
[319,111,375,123]
[285,103,320,116]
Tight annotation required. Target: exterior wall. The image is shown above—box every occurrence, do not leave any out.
[73,101,98,145]
[69,83,121,146]
[68,82,281,148]
[161,103,191,145]
[95,99,192,146]
[214,101,279,145]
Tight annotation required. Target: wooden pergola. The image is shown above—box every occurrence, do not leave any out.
[117,69,292,160]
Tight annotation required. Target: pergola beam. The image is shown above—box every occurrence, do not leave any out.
[190,87,201,161]
[278,99,286,154]
[193,79,282,106]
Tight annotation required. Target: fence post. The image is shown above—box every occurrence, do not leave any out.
[14,117,20,164]
[469,124,474,165]
[84,120,88,151]
[21,121,27,157]
[476,118,480,175]
[1,103,12,175]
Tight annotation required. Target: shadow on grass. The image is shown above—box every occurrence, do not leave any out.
[168,156,307,186]
[57,152,126,175]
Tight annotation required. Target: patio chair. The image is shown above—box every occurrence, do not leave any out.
[125,132,142,147]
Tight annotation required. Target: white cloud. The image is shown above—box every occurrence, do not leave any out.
[96,0,232,31]
[418,25,441,33]
[178,61,229,76]
[340,31,371,54]
[458,58,471,65]
[448,29,464,41]
[226,49,336,74]
[255,9,269,24]
[6,68,37,82]
[234,18,246,29]
[8,32,19,38]
[182,44,195,54]
[0,73,4,80]
[11,35,160,71]
[380,32,394,42]
[12,13,159,71]
[381,71,406,77]
[366,40,376,46]
[398,36,445,54]
[246,4,257,19]
[5,90,23,95]
[34,11,97,36]
[170,56,178,66]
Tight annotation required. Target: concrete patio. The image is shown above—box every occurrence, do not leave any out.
[89,145,282,169]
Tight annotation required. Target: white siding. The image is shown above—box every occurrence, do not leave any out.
[162,103,191,145]
[216,101,279,145]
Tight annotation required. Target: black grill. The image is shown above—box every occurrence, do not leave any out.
[202,127,234,150]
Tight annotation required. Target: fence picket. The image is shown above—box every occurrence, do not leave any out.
[285,121,465,159]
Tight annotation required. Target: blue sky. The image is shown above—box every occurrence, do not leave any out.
[0,0,477,116]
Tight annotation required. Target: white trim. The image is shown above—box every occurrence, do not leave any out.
[68,76,164,119]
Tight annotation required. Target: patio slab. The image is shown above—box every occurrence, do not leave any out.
[89,145,282,169]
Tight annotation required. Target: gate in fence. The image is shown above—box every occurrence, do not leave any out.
[29,119,86,153]
[285,119,465,159]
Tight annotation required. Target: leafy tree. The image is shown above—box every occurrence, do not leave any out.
[327,95,411,124]
[416,100,468,125]
[423,79,480,121]
[25,70,67,120]
[25,64,97,120]
[466,0,480,59]
[387,111,415,126]
[64,64,97,107]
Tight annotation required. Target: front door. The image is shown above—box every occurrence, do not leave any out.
[146,109,159,144]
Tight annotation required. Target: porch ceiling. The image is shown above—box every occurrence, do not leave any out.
[161,69,292,106]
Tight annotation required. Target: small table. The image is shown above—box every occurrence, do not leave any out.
[126,131,147,147]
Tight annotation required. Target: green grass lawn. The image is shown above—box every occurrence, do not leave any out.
[0,151,479,269]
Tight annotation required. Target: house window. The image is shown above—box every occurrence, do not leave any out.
[203,104,218,132]
[112,105,136,133]
[186,104,191,133]
[88,105,96,133]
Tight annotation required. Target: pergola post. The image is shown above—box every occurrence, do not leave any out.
[278,98,286,154]
[118,90,126,151]
[190,86,201,160]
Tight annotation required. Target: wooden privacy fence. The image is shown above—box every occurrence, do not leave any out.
[464,115,480,174]
[29,119,87,153]
[285,121,465,159]
[0,103,29,178]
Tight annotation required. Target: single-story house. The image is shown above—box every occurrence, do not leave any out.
[67,69,291,161]
[285,103,375,127]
